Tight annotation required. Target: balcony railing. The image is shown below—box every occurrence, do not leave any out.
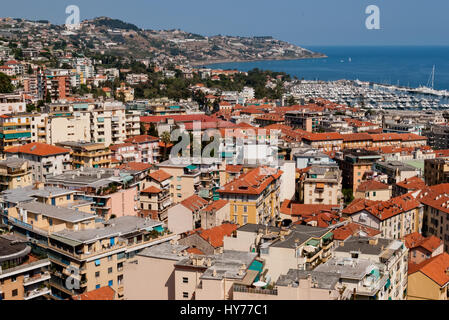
[24,287,51,300]
[233,284,278,296]
[23,271,51,286]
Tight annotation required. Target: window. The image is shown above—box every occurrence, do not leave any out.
[182,277,188,283]
[177,177,182,181]
[108,267,113,274]
[11,276,16,283]
[243,206,247,213]
[95,271,100,277]
[12,289,18,297]
[183,292,189,298]
[49,218,53,226]
[96,284,100,289]
[95,259,101,266]
[108,280,113,287]
[108,255,113,261]
[373,192,376,197]
[177,193,182,198]
[243,215,248,224]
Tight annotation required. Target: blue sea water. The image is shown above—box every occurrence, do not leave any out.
[204,46,449,91]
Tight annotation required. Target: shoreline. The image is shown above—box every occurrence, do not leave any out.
[190,54,328,68]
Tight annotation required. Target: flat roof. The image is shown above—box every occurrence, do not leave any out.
[1,185,75,204]
[51,216,163,244]
[18,202,96,223]
[138,242,190,261]
[276,269,340,290]
[271,225,330,249]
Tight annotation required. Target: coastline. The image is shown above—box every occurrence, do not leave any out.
[190,54,328,68]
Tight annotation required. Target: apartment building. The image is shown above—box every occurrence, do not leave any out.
[56,141,111,169]
[0,158,32,191]
[123,135,160,164]
[167,195,208,234]
[47,216,175,299]
[346,193,423,240]
[0,94,26,115]
[156,160,202,203]
[393,176,426,197]
[218,166,282,226]
[260,224,334,282]
[140,169,173,220]
[232,268,351,300]
[404,232,443,265]
[200,200,230,229]
[407,253,449,300]
[174,250,258,300]
[298,164,342,205]
[46,168,139,220]
[424,158,449,186]
[0,113,32,151]
[419,184,449,252]
[5,142,71,182]
[125,110,141,138]
[0,234,51,300]
[335,149,382,194]
[354,180,391,201]
[123,241,190,300]
[333,236,408,300]
[373,161,421,185]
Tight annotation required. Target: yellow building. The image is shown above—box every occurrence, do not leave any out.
[0,113,32,151]
[408,253,449,300]
[56,141,111,169]
[218,166,282,226]
[0,158,32,191]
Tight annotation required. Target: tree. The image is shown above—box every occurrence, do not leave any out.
[160,131,172,161]
[140,122,147,135]
[342,188,354,205]
[147,123,158,137]
[0,73,14,93]
[26,103,36,113]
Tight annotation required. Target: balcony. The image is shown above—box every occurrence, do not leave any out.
[23,271,51,286]
[233,284,278,296]
[24,287,51,300]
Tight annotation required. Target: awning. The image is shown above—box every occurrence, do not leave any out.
[306,239,320,247]
[154,225,164,233]
[323,232,333,240]
[186,164,197,170]
[316,183,325,189]
[385,278,391,290]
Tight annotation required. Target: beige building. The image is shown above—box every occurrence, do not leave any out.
[0,158,32,191]
[167,195,208,234]
[0,234,51,300]
[299,164,342,205]
[200,200,230,229]
[56,141,111,169]
[47,216,175,300]
[424,158,449,186]
[354,180,392,201]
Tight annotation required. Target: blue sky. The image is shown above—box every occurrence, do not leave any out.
[2,0,449,47]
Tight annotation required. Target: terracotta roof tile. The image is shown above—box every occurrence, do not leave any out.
[408,253,449,286]
[356,180,389,192]
[71,286,115,300]
[149,169,172,182]
[180,194,208,212]
[5,142,70,157]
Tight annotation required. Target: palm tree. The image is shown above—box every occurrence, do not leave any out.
[160,131,171,161]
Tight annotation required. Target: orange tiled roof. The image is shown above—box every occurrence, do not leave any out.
[117,162,152,172]
[342,198,381,215]
[404,232,442,253]
[186,247,204,255]
[72,286,115,300]
[342,133,373,142]
[332,222,381,241]
[396,176,426,191]
[197,223,238,248]
[356,180,389,192]
[202,199,228,213]
[417,183,449,215]
[408,253,449,286]
[149,169,172,182]
[180,194,208,212]
[124,135,159,144]
[141,186,162,194]
[364,193,421,221]
[5,142,70,157]
[218,166,282,195]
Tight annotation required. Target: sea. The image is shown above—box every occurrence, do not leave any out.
[204,46,449,91]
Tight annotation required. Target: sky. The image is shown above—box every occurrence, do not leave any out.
[2,0,449,47]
